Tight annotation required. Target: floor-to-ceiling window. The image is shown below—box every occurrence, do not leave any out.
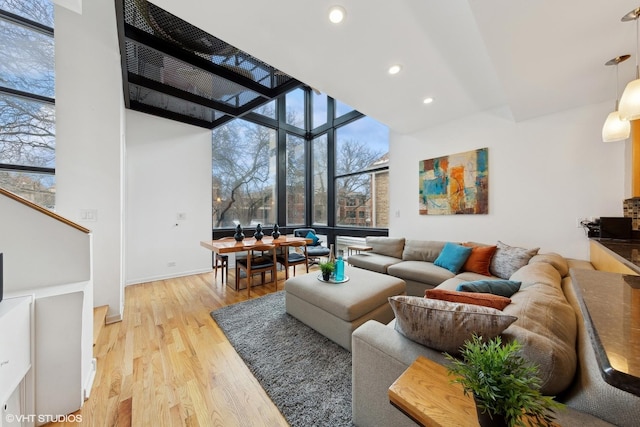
[0,0,55,208]
[286,133,305,225]
[311,133,328,226]
[335,116,389,228]
[211,87,389,243]
[212,103,277,228]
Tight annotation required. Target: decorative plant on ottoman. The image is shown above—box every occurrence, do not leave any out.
[319,261,334,281]
[445,334,562,427]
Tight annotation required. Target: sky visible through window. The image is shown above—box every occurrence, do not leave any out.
[285,90,389,156]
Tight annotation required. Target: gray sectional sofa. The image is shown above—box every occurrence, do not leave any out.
[349,237,640,427]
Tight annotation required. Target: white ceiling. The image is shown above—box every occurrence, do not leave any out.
[150,0,640,134]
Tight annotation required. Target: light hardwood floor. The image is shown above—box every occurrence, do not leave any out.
[50,266,316,426]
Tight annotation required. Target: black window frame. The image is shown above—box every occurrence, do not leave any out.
[0,6,56,182]
[213,86,389,245]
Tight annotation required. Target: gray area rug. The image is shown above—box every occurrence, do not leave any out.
[210,291,353,427]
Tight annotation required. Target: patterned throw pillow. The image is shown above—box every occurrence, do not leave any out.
[425,289,512,310]
[388,296,517,353]
[489,241,539,279]
[456,279,521,297]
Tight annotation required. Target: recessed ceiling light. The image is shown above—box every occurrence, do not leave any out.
[328,6,346,24]
[388,64,402,75]
[423,97,434,104]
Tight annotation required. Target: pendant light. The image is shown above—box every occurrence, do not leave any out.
[602,55,631,142]
[618,7,640,120]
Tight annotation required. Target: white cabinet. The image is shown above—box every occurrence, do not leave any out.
[0,296,33,427]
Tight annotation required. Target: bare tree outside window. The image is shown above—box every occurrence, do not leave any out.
[335,115,388,228]
[335,139,385,227]
[0,0,54,27]
[312,134,328,225]
[212,105,277,228]
[0,95,55,167]
[211,91,389,231]
[286,133,305,225]
[0,0,56,206]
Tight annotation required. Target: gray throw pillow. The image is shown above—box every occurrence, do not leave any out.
[489,241,539,279]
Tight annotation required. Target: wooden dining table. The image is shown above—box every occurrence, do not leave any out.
[201,235,313,294]
[200,235,312,254]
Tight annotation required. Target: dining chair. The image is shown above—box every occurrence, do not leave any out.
[236,244,278,297]
[293,228,331,265]
[276,240,309,280]
[213,236,235,284]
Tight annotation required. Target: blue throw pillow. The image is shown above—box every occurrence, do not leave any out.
[456,280,522,298]
[433,242,473,274]
[305,231,320,245]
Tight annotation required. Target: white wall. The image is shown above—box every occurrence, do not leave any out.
[54,0,125,322]
[1,194,94,420]
[0,196,90,289]
[125,110,212,285]
[389,102,627,260]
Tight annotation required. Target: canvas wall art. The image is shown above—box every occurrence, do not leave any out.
[419,148,488,215]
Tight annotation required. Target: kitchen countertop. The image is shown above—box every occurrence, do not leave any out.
[591,239,640,275]
[570,268,640,396]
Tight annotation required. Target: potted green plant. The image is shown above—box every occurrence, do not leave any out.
[445,334,562,427]
[319,261,335,281]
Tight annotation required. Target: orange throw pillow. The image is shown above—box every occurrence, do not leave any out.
[461,244,497,276]
[425,289,511,311]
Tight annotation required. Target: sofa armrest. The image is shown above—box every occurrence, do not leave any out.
[352,318,613,427]
[351,320,449,427]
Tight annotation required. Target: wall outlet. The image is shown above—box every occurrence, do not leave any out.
[576,217,589,228]
[167,261,176,267]
[80,209,98,221]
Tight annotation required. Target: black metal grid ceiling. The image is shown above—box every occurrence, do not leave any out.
[116,0,302,129]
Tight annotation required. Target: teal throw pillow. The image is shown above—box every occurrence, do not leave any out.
[433,242,473,274]
[305,231,319,245]
[456,280,522,298]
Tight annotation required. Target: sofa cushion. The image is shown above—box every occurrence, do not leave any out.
[402,240,446,262]
[425,289,511,310]
[509,262,561,290]
[389,295,517,354]
[528,252,569,277]
[454,271,501,282]
[433,242,472,274]
[366,236,405,259]
[490,241,539,279]
[387,261,455,286]
[456,279,521,297]
[347,252,403,274]
[501,266,577,395]
[461,244,497,276]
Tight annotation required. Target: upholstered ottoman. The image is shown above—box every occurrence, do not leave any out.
[284,265,406,350]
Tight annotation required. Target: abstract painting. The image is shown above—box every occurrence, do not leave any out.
[419,148,488,215]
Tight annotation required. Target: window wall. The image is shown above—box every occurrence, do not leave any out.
[0,0,55,208]
[211,87,389,243]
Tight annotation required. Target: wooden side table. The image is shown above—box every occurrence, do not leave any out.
[389,356,479,427]
[389,356,560,427]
